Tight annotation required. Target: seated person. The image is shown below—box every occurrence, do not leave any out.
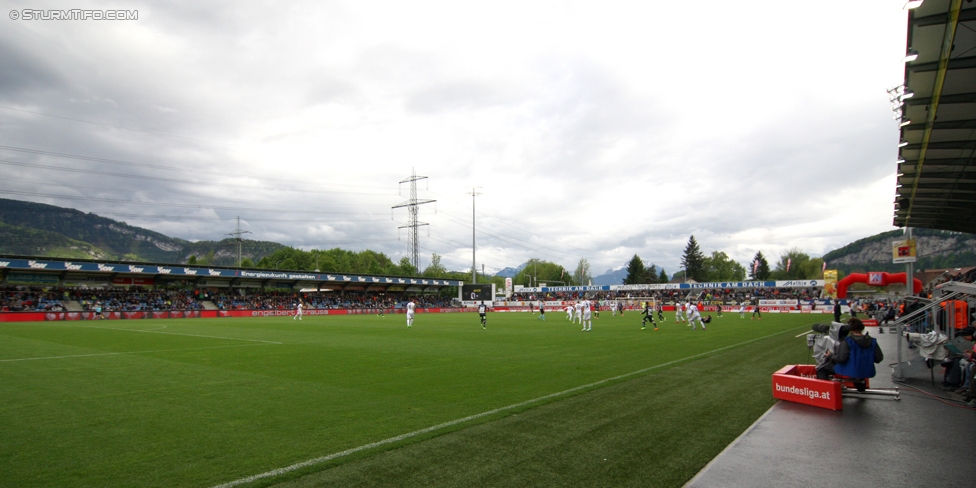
[952,328,976,405]
[940,327,975,390]
[825,318,883,392]
[811,320,850,380]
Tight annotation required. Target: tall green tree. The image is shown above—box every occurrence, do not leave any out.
[801,257,826,279]
[658,268,669,283]
[573,258,591,286]
[645,264,659,284]
[423,253,448,277]
[624,254,647,284]
[680,236,707,282]
[768,248,825,280]
[513,259,567,287]
[749,251,771,280]
[704,251,746,281]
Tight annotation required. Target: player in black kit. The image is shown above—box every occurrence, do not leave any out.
[478,301,488,329]
[641,303,657,331]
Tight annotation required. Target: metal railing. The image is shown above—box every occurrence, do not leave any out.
[889,281,976,380]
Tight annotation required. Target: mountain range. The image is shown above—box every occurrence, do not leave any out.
[1,198,975,275]
[0,198,285,266]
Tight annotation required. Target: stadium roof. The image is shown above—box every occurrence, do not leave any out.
[0,255,461,291]
[894,0,976,235]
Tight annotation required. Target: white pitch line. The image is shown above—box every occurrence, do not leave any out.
[0,343,272,363]
[21,322,282,344]
[213,325,808,488]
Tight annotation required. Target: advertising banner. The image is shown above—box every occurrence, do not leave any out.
[823,270,838,298]
[772,365,842,410]
[6,272,59,284]
[892,239,917,264]
[1,307,460,322]
[0,258,461,286]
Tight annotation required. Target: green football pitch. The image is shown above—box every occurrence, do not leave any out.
[1,311,819,487]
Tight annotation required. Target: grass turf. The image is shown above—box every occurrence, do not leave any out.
[0,311,818,487]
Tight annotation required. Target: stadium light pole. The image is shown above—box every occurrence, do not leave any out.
[468,187,481,284]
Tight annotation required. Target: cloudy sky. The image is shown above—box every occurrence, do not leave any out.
[0,0,909,276]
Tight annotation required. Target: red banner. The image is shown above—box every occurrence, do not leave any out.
[0,312,46,322]
[772,365,842,410]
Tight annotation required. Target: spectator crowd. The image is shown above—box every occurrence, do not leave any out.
[0,285,455,312]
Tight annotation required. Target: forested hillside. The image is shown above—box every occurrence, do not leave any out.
[823,228,976,273]
[0,198,284,265]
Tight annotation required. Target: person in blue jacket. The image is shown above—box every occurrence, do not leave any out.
[826,318,883,392]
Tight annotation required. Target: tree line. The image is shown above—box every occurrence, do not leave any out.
[623,235,826,284]
[201,235,827,291]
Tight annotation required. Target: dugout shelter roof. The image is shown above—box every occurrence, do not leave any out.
[894,0,976,235]
[0,255,460,292]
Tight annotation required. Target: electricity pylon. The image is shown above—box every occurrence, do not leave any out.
[226,217,252,267]
[392,168,436,271]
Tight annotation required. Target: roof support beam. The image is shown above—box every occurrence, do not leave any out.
[906,54,976,72]
[904,0,963,227]
[912,6,976,27]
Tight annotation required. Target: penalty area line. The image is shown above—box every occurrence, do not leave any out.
[24,322,282,344]
[0,343,273,363]
[212,326,805,488]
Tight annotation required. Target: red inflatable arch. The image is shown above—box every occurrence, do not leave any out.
[836,272,922,299]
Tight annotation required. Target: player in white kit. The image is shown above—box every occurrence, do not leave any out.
[293,301,303,320]
[675,302,685,323]
[406,300,416,328]
[687,302,706,330]
[574,301,583,324]
[581,299,593,331]
[566,305,574,321]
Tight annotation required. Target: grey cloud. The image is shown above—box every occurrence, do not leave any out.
[0,41,64,99]
[406,80,524,113]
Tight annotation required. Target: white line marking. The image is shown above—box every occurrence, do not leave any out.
[213,325,807,488]
[0,344,272,363]
[12,323,281,344]
[682,405,779,488]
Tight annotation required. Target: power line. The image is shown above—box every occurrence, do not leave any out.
[0,158,390,197]
[0,189,381,215]
[0,105,249,148]
[0,175,389,212]
[0,145,389,191]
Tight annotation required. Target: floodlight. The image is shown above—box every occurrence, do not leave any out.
[897,159,906,164]
[904,49,919,62]
[904,0,923,9]
[898,140,909,147]
[900,90,915,100]
[900,118,912,127]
